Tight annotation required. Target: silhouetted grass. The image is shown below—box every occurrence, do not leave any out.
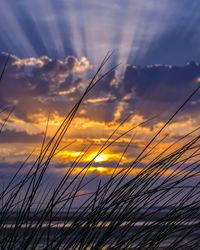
[1,53,200,249]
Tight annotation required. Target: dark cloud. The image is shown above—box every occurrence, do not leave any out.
[121,63,200,119]
[0,130,44,143]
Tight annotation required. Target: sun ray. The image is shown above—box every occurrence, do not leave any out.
[0,1,36,57]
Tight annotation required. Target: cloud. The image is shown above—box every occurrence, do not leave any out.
[1,52,200,138]
[121,62,200,120]
[0,52,92,122]
[0,129,44,143]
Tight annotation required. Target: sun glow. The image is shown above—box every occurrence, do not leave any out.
[56,148,128,163]
[56,150,111,162]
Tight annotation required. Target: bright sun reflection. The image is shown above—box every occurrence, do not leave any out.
[87,167,108,173]
[57,167,192,178]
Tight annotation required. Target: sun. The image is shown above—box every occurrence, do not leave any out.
[88,153,109,163]
[94,154,107,162]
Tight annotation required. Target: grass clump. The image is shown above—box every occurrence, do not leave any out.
[1,54,200,249]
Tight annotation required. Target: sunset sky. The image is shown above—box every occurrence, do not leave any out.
[0,0,200,186]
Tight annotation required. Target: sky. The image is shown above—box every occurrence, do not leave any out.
[0,0,200,194]
[1,0,200,65]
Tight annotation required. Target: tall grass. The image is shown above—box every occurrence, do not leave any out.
[1,53,200,249]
